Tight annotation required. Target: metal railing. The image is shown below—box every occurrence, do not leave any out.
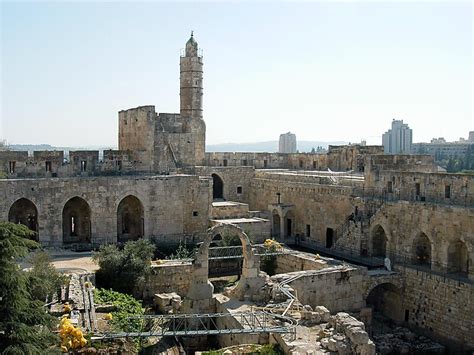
[167,243,296,261]
[352,186,474,208]
[297,240,473,284]
[92,311,296,340]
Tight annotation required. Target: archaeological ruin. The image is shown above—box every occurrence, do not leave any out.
[1,34,473,354]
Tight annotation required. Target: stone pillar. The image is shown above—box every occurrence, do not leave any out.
[431,240,446,273]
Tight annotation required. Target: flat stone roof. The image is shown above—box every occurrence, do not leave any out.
[212,201,248,207]
[211,217,269,224]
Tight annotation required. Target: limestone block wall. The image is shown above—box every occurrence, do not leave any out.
[370,201,474,278]
[274,267,367,313]
[68,151,99,176]
[274,253,328,274]
[118,106,155,169]
[366,170,473,206]
[204,146,384,172]
[327,145,384,172]
[0,174,210,246]
[210,202,249,219]
[205,152,288,169]
[0,151,28,178]
[138,262,193,300]
[364,154,436,186]
[398,266,474,348]
[249,175,356,244]
[195,166,255,204]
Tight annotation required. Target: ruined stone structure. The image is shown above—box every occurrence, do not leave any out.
[1,34,473,351]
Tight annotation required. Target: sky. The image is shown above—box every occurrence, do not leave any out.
[0,0,472,147]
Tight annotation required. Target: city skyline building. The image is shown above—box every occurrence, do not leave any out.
[382,119,413,154]
[279,132,297,153]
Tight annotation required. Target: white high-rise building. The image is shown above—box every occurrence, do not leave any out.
[382,119,413,154]
[279,132,297,153]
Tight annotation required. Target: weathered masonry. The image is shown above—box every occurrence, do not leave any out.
[1,34,473,351]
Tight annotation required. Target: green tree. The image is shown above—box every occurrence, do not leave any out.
[0,222,58,354]
[27,251,68,302]
[93,239,155,294]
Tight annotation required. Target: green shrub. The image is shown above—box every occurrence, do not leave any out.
[94,288,144,332]
[93,239,155,294]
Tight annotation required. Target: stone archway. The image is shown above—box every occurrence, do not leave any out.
[212,174,224,200]
[185,224,265,311]
[117,195,144,243]
[62,197,91,245]
[8,198,39,240]
[366,282,403,323]
[447,240,469,275]
[371,225,388,258]
[413,232,431,267]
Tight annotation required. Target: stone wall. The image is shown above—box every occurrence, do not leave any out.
[204,145,383,172]
[369,201,474,279]
[249,173,357,245]
[397,266,474,349]
[195,166,255,204]
[365,170,474,206]
[138,261,193,300]
[272,266,367,313]
[118,106,155,169]
[274,253,328,274]
[0,174,210,246]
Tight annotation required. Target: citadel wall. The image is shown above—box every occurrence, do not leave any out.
[397,266,474,348]
[0,175,210,246]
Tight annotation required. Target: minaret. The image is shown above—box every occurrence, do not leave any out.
[180,31,203,122]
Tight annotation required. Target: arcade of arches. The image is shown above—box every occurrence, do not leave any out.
[8,198,39,239]
[62,197,91,244]
[117,195,144,243]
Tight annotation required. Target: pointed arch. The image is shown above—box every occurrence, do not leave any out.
[447,240,469,275]
[413,232,432,267]
[62,196,91,244]
[8,198,39,240]
[117,195,144,242]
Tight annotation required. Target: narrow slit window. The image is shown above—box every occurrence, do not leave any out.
[9,161,16,174]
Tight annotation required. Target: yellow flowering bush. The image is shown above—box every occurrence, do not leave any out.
[264,239,282,250]
[58,316,87,352]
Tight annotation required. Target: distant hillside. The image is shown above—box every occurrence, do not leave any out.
[206,140,348,153]
[8,144,116,152]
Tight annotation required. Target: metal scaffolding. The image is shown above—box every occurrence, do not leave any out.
[91,311,297,340]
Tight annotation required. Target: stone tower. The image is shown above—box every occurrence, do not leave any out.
[180,31,203,121]
[179,32,206,165]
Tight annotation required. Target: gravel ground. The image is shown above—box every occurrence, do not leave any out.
[22,249,99,273]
